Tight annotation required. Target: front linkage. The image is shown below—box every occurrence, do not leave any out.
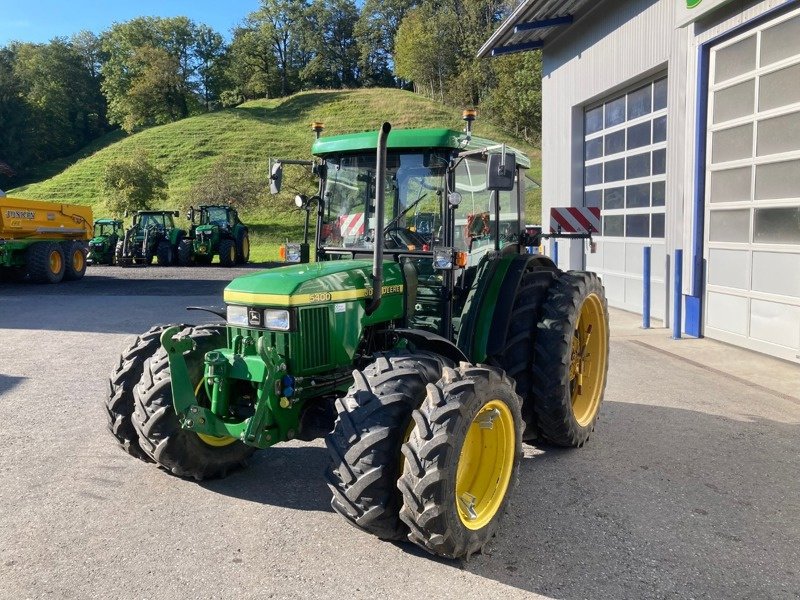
[161,326,301,449]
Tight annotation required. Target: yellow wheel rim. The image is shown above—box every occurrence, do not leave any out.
[72,249,85,272]
[193,380,237,447]
[570,293,608,427]
[49,249,63,274]
[242,237,249,259]
[455,400,516,530]
[230,246,236,261]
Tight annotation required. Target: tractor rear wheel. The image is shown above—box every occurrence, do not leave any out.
[219,239,235,267]
[156,241,173,266]
[132,325,256,480]
[236,231,250,265]
[177,239,192,266]
[398,364,522,559]
[489,268,556,441]
[325,350,449,540]
[62,241,87,281]
[105,324,188,461]
[531,271,609,447]
[27,241,65,283]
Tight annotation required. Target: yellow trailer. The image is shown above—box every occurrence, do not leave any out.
[0,197,93,283]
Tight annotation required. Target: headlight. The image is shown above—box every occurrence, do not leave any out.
[226,305,248,326]
[264,309,290,331]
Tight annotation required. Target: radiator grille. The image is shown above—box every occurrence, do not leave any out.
[298,306,331,370]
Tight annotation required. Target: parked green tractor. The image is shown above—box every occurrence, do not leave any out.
[180,205,250,267]
[116,210,185,266]
[105,120,609,560]
[87,218,123,265]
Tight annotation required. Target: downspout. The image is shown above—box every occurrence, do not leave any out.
[366,121,391,315]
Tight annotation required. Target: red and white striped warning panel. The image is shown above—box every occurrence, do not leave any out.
[550,207,601,234]
[339,212,365,238]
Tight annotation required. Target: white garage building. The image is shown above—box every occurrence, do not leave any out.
[480,0,800,363]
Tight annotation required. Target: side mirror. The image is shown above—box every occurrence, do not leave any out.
[270,161,283,194]
[486,152,516,191]
[173,210,180,217]
[124,210,129,218]
[187,207,195,222]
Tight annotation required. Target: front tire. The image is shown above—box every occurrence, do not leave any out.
[219,239,235,267]
[156,241,173,266]
[105,324,188,461]
[531,271,609,447]
[325,351,449,540]
[236,231,250,265]
[398,364,523,559]
[177,239,192,266]
[132,325,256,480]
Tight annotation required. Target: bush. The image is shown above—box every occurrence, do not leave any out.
[103,152,167,215]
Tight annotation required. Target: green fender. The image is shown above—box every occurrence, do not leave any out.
[456,252,558,363]
[168,228,185,246]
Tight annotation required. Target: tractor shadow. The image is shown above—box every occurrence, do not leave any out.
[0,375,26,395]
[457,400,800,599]
[200,444,333,513]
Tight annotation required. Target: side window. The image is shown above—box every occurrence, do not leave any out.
[453,157,520,253]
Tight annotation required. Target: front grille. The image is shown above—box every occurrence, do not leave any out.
[297,306,331,370]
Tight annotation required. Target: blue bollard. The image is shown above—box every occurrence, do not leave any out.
[673,248,683,339]
[553,241,559,266]
[643,246,651,329]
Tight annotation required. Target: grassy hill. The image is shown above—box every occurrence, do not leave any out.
[12,89,541,261]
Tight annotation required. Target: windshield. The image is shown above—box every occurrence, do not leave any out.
[94,223,116,236]
[204,207,229,227]
[321,152,449,250]
[137,214,171,230]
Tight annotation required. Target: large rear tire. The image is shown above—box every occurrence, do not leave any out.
[105,324,188,461]
[531,271,609,447]
[325,350,449,540]
[62,241,88,281]
[489,268,556,441]
[27,241,65,283]
[398,364,523,559]
[132,325,256,480]
[177,239,192,266]
[156,241,173,266]
[236,231,250,265]
[219,239,235,267]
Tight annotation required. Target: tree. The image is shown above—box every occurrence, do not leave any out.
[482,51,543,143]
[250,0,309,96]
[355,0,418,86]
[103,152,167,215]
[184,155,265,210]
[301,0,360,88]
[194,25,228,110]
[226,23,277,100]
[0,48,30,176]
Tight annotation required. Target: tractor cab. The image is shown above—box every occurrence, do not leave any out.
[117,210,183,266]
[183,205,249,267]
[87,218,124,265]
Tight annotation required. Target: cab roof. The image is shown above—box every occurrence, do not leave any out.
[311,127,530,169]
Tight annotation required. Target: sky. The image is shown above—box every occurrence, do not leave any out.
[0,0,263,45]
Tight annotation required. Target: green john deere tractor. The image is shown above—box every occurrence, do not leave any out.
[105,120,609,560]
[116,210,186,266]
[87,218,123,265]
[180,205,250,267]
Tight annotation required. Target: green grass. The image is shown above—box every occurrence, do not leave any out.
[11,89,542,259]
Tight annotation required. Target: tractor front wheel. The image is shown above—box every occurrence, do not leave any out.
[326,351,449,540]
[132,325,256,480]
[219,239,235,267]
[398,364,522,559]
[105,324,188,460]
[177,239,192,266]
[531,271,609,447]
[236,231,250,265]
[156,241,173,266]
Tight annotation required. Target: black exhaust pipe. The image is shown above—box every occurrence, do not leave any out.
[367,121,391,315]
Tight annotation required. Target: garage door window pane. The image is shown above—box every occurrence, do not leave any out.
[627,153,650,179]
[710,167,751,202]
[760,15,800,67]
[585,164,602,186]
[712,123,754,164]
[605,159,625,182]
[585,137,603,160]
[754,207,800,243]
[714,79,755,124]
[654,78,668,110]
[759,63,800,112]
[604,130,625,155]
[604,187,624,209]
[585,106,603,135]
[652,149,666,175]
[627,122,651,150]
[626,183,650,208]
[757,111,800,156]
[605,96,626,127]
[709,209,750,242]
[714,35,757,84]
[653,116,667,143]
[755,159,800,200]
[585,189,602,208]
[628,85,652,119]
[652,181,666,206]
[626,214,649,237]
[604,215,623,236]
[651,213,665,238]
